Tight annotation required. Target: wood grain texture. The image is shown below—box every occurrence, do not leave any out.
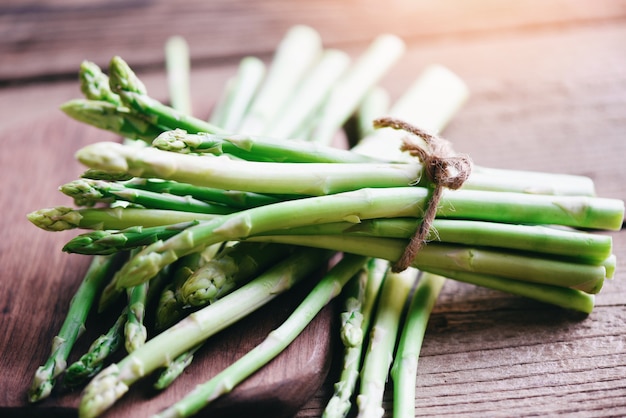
[1,1,625,417]
[1,0,626,81]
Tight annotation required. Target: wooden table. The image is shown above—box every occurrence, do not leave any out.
[1,1,625,417]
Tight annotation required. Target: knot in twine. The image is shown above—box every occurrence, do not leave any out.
[373,117,473,273]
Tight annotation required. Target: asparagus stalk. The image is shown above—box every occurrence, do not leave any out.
[151,129,378,163]
[61,99,165,142]
[60,179,237,214]
[263,49,351,138]
[75,141,421,195]
[124,281,149,352]
[309,34,406,145]
[78,247,334,418]
[323,258,387,418]
[123,178,284,209]
[63,221,201,255]
[153,344,202,390]
[237,25,322,134]
[355,86,390,141]
[390,273,446,418]
[422,267,596,313]
[75,140,599,197]
[28,206,218,232]
[209,57,266,131]
[165,36,192,116]
[356,268,415,418]
[27,254,123,402]
[152,253,368,418]
[181,242,296,307]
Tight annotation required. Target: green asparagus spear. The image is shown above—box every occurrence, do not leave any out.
[75,141,420,195]
[124,281,149,352]
[27,254,123,402]
[390,273,446,418]
[153,344,202,390]
[309,34,406,145]
[165,36,192,116]
[151,129,378,163]
[422,267,596,313]
[356,268,415,418]
[75,140,600,197]
[237,25,323,134]
[123,178,284,209]
[60,179,237,214]
[262,48,351,139]
[354,86,390,141]
[63,221,201,255]
[61,99,165,142]
[28,206,218,232]
[209,57,265,131]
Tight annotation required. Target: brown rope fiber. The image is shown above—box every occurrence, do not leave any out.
[373,117,473,272]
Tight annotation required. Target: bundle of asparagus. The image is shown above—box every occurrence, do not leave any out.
[26,25,623,418]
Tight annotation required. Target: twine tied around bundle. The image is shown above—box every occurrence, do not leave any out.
[373,117,473,273]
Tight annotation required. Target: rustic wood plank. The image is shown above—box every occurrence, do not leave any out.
[1,0,626,81]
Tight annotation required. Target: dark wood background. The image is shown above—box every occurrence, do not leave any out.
[1,1,625,417]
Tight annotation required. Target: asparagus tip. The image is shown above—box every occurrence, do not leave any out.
[27,364,55,403]
[27,206,82,231]
[79,364,128,418]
